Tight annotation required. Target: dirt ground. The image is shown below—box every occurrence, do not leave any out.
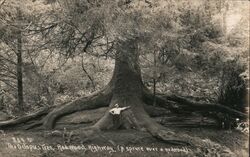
[0,127,248,157]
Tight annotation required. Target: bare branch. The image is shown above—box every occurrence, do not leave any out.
[81,55,96,90]
[0,54,16,65]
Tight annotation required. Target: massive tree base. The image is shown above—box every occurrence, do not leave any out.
[0,85,244,156]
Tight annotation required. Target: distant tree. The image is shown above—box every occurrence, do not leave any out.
[0,0,57,112]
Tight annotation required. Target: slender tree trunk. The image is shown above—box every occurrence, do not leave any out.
[219,0,228,36]
[153,50,157,106]
[16,8,24,112]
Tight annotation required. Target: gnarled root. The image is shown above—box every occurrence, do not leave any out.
[132,103,192,146]
[143,90,247,119]
[132,102,235,156]
[43,86,113,129]
[0,86,113,130]
[0,107,51,129]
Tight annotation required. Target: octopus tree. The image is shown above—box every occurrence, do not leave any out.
[0,0,247,155]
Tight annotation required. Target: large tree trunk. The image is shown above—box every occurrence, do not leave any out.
[92,38,145,130]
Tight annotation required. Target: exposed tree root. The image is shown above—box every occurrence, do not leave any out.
[143,89,182,112]
[41,97,235,156]
[43,86,113,129]
[0,107,51,129]
[0,86,112,130]
[165,95,247,119]
[25,119,44,130]
[83,95,195,146]
[133,103,192,146]
[0,89,238,156]
[144,105,170,117]
[143,90,247,119]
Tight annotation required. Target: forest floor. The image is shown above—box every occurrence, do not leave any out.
[0,126,248,157]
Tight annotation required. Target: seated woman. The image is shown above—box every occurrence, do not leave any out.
[109,104,130,129]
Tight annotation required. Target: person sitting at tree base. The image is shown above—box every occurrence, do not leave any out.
[109,104,130,129]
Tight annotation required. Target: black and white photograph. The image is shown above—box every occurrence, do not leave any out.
[0,0,249,156]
